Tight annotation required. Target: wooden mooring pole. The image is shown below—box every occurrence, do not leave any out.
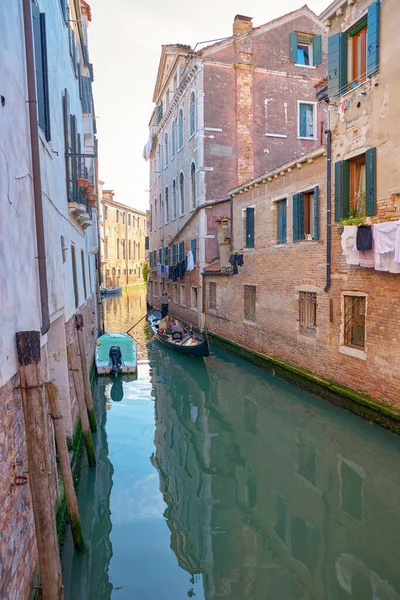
[45,381,84,550]
[16,331,63,600]
[67,343,96,468]
[75,314,96,432]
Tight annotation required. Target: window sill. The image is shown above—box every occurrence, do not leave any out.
[265,133,288,138]
[297,136,318,141]
[295,64,316,69]
[244,319,257,327]
[339,345,367,361]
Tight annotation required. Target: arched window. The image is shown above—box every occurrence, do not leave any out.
[122,239,126,259]
[105,236,108,259]
[117,238,120,259]
[171,120,176,156]
[191,162,196,209]
[133,241,136,260]
[164,133,169,166]
[159,194,162,228]
[178,109,183,149]
[128,239,131,260]
[179,172,185,215]
[165,187,169,223]
[157,144,162,172]
[172,179,177,220]
[189,92,196,136]
[138,242,140,257]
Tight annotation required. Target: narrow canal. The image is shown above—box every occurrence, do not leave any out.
[61,287,400,600]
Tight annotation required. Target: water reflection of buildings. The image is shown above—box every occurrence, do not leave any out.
[62,381,114,600]
[149,345,400,600]
[103,287,148,354]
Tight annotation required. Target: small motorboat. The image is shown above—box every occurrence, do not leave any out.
[95,332,137,375]
[147,309,210,358]
[100,286,122,296]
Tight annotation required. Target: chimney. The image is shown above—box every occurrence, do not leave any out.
[233,15,253,35]
[216,217,231,269]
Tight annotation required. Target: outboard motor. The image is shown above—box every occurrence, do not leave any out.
[109,345,122,375]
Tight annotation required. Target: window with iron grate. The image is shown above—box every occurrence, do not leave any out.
[299,292,317,337]
[344,295,366,350]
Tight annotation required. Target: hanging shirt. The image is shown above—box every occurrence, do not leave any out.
[374,221,400,273]
[341,226,359,266]
[156,263,162,277]
[186,250,194,271]
[394,222,400,264]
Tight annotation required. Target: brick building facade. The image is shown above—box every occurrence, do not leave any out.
[203,0,400,416]
[99,187,148,288]
[146,8,328,324]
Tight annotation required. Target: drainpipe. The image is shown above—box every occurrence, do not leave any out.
[229,194,233,252]
[22,0,50,334]
[324,108,332,293]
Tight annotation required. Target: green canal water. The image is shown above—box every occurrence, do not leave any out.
[61,287,400,600]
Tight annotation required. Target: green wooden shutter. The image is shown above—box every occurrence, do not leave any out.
[298,193,305,241]
[179,241,185,262]
[190,239,197,265]
[71,115,77,201]
[313,187,320,240]
[277,201,286,244]
[245,207,255,248]
[293,194,299,242]
[290,32,298,63]
[282,201,287,244]
[334,160,350,221]
[63,90,74,202]
[39,14,51,141]
[366,148,377,216]
[312,35,322,66]
[32,7,50,140]
[328,33,348,97]
[367,0,380,76]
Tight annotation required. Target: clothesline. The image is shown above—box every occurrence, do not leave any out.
[341,221,400,273]
[155,250,195,282]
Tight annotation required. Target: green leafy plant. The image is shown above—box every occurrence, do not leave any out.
[142,262,149,282]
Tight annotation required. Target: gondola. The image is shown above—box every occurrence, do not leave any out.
[100,286,122,296]
[147,308,210,358]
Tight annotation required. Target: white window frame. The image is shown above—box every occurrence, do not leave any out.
[297,101,317,140]
[339,291,367,360]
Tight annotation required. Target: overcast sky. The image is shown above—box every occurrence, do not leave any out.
[89,0,329,211]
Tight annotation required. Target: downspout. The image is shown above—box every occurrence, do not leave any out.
[22,0,50,335]
[230,194,233,252]
[324,109,332,293]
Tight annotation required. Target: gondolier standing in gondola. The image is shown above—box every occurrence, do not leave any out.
[160,289,170,318]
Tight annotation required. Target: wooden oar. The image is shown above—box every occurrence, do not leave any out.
[126,312,150,335]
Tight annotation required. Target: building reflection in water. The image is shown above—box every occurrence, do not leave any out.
[61,380,114,600]
[102,287,148,357]
[149,343,400,600]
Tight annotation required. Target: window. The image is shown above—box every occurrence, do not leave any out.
[164,133,169,166]
[178,109,184,149]
[172,120,176,156]
[191,287,198,310]
[178,241,185,263]
[299,292,317,337]
[122,240,126,259]
[118,269,121,276]
[71,245,79,308]
[106,269,110,277]
[137,217,140,227]
[209,282,216,310]
[190,239,197,265]
[116,239,120,259]
[172,179,177,219]
[81,250,87,298]
[298,102,316,139]
[277,200,287,245]
[138,242,140,257]
[343,295,366,351]
[190,163,197,209]
[116,209,119,223]
[335,149,376,220]
[32,5,51,140]
[180,284,186,306]
[122,212,125,225]
[293,188,319,242]
[290,32,322,67]
[244,285,256,323]
[173,284,178,304]
[133,241,136,259]
[104,206,108,220]
[123,269,126,275]
[129,240,132,260]
[179,172,185,215]
[105,236,108,259]
[165,187,169,223]
[128,213,131,226]
[189,92,196,136]
[129,269,132,275]
[244,207,254,248]
[159,194,162,228]
[327,1,380,97]
[164,247,169,266]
